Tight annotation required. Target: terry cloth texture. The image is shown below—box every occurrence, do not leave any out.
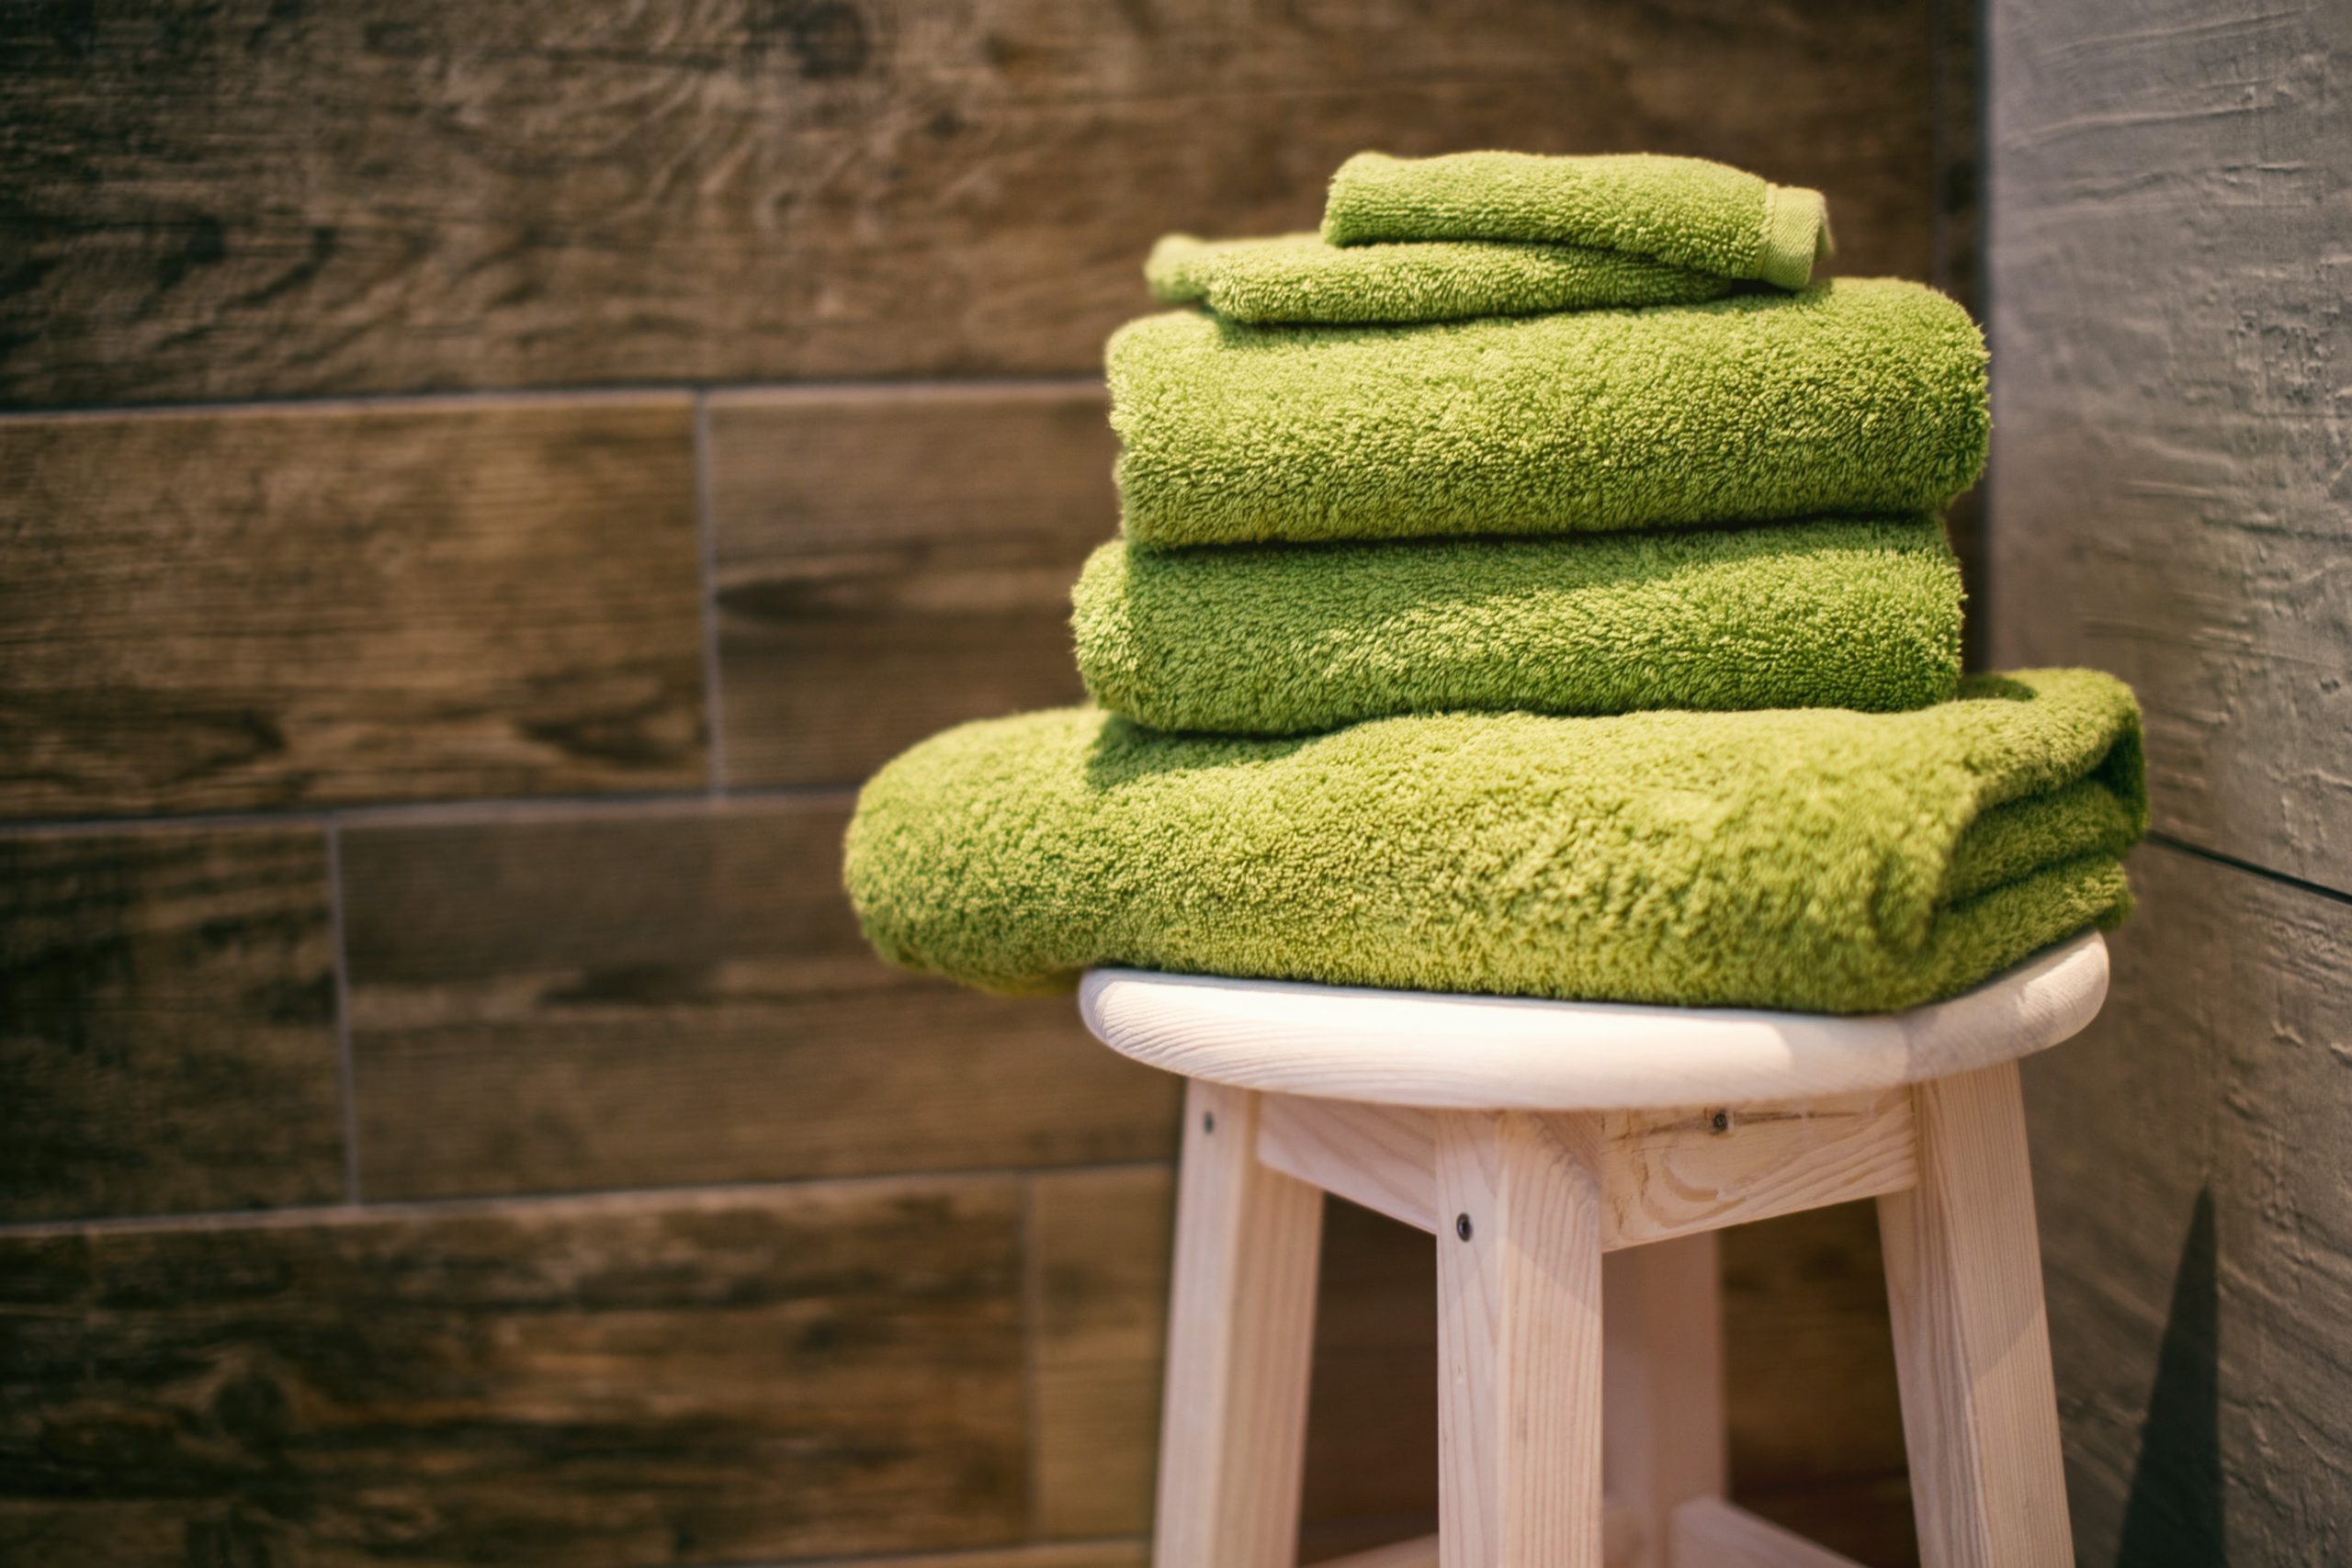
[1072,515,1962,735]
[1323,150,1831,290]
[843,669,2145,1015]
[1109,278,1988,548]
[1146,231,1732,325]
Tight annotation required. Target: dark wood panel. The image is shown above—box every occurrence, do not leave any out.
[1735,1476,1921,1568]
[0,400,706,819]
[1928,0,1981,316]
[1020,1176,1445,1545]
[1724,1203,1917,1567]
[0,0,1937,405]
[0,1179,1027,1566]
[797,1549,1147,1568]
[1723,1203,1910,1495]
[709,385,1114,787]
[2020,844,2352,1562]
[1028,1164,1174,1540]
[1987,0,2351,882]
[1302,1199,1441,1529]
[342,799,1179,1200]
[1928,0,1985,670]
[0,825,343,1223]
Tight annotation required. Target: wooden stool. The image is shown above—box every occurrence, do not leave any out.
[1078,932,2109,1568]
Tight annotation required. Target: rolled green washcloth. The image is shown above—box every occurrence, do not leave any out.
[1324,150,1832,291]
[1146,231,1731,325]
[843,670,2143,1015]
[1073,515,1962,735]
[1109,278,1988,548]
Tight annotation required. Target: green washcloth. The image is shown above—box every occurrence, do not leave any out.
[1073,515,1962,735]
[1109,279,1987,548]
[1146,231,1732,325]
[843,670,2144,1015]
[1324,151,1832,290]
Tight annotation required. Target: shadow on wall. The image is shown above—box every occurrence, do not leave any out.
[2116,1185,2223,1566]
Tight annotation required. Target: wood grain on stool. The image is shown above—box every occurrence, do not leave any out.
[1436,1111,1609,1568]
[1878,1061,2072,1565]
[1602,1092,1917,1248]
[1255,1090,1920,1252]
[1155,1080,1324,1568]
[1258,1094,1439,1234]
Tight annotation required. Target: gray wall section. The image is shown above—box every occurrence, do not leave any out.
[1987,0,2351,1561]
[2021,847,2351,1564]
[1987,0,2351,884]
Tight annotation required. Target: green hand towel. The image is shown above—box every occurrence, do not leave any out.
[1147,231,1731,325]
[1110,279,1988,548]
[843,670,2143,1015]
[1073,515,1962,735]
[1323,150,1832,290]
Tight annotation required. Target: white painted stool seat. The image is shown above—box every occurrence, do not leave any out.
[1080,931,2107,1111]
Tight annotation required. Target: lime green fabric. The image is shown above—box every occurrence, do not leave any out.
[844,670,2144,1014]
[1072,515,1962,735]
[1146,231,1731,324]
[1109,279,1987,548]
[1323,150,1831,289]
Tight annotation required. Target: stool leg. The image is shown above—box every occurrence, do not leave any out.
[1436,1111,1609,1568]
[1603,1232,1726,1568]
[1878,1061,2073,1566]
[1154,1079,1325,1568]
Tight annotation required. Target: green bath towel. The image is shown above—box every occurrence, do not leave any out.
[843,670,2143,1015]
[1110,279,1988,548]
[1323,150,1831,291]
[1147,231,1731,325]
[1073,515,1962,735]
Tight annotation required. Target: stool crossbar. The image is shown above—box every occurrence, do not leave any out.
[1078,933,2107,1568]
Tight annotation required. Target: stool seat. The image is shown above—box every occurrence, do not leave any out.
[1080,931,2107,1111]
[1095,934,2098,1568]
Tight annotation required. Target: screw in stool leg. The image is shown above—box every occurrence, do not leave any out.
[1435,1110,1608,1568]
[1154,1079,1324,1568]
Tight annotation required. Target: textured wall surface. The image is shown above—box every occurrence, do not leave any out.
[1988,0,2351,1560]
[3,3,1975,1563]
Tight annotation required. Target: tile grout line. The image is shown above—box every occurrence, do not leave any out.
[324,820,364,1204]
[2145,831,2352,911]
[0,782,861,840]
[717,1535,1147,1568]
[694,389,729,794]
[0,1157,1178,1241]
[0,372,1108,425]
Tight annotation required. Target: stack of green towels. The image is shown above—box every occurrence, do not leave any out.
[847,151,2145,1015]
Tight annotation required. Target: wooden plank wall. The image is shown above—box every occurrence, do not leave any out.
[1987,0,2351,1560]
[1,4,1973,1563]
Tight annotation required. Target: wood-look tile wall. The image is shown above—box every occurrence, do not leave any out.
[1,3,1974,1562]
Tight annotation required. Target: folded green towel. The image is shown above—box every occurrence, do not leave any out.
[1073,515,1962,735]
[1146,231,1731,325]
[1324,151,1831,290]
[844,670,2143,1014]
[1109,279,1988,548]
